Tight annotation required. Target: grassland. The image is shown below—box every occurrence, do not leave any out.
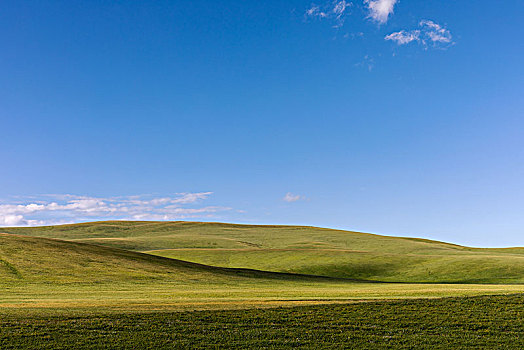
[2,232,522,316]
[1,221,523,348]
[1,294,522,349]
[5,221,524,283]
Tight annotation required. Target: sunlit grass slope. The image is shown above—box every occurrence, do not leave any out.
[1,233,523,315]
[0,233,343,284]
[3,221,524,283]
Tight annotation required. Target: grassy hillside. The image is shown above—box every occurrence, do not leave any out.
[1,232,522,315]
[0,232,339,284]
[4,221,524,283]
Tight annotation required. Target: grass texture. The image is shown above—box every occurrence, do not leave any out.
[1,294,522,349]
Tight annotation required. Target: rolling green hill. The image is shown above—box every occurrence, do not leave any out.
[0,232,351,284]
[3,221,524,284]
[1,231,523,316]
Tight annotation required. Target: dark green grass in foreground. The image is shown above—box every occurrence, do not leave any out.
[1,294,522,349]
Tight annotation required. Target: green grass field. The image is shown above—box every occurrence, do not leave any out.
[4,221,524,283]
[1,221,523,348]
[2,231,522,316]
[1,294,522,349]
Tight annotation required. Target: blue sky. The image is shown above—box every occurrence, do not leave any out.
[1,0,523,247]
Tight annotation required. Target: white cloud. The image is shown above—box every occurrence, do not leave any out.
[131,206,228,221]
[333,0,350,19]
[283,193,305,202]
[304,1,455,54]
[170,192,213,204]
[0,215,25,226]
[306,5,325,18]
[0,214,44,227]
[365,0,398,24]
[306,1,351,27]
[385,30,420,45]
[0,193,230,227]
[420,20,452,43]
[385,20,453,48]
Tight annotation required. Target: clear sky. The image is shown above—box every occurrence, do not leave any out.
[1,1,523,247]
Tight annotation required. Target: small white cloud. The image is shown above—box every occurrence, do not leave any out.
[420,20,452,43]
[365,0,398,24]
[283,193,305,202]
[0,214,25,226]
[170,192,213,204]
[385,30,420,45]
[385,20,453,48]
[333,0,350,19]
[131,206,230,221]
[306,1,351,27]
[0,214,45,227]
[306,5,324,17]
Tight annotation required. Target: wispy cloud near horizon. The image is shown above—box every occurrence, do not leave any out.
[0,193,231,227]
[283,192,306,202]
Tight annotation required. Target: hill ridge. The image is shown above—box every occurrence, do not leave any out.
[4,220,523,249]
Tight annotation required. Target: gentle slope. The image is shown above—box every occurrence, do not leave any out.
[4,221,524,283]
